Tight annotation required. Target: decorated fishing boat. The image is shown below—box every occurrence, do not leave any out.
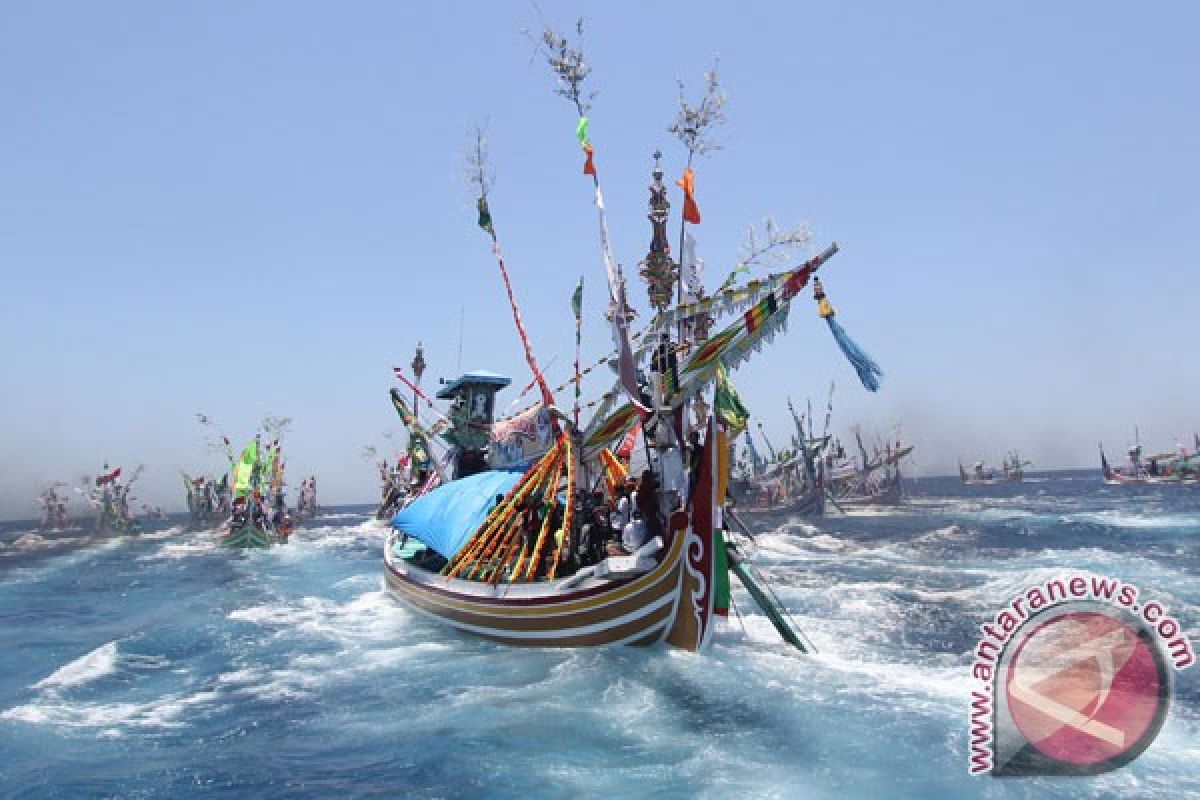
[217,435,291,548]
[375,347,450,520]
[82,465,143,535]
[37,484,71,531]
[182,472,220,527]
[383,25,884,652]
[726,391,825,517]
[831,430,913,506]
[295,476,319,519]
[1100,439,1199,485]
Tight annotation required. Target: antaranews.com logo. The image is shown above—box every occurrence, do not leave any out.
[967,573,1194,776]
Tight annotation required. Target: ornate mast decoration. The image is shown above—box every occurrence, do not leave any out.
[411,341,426,427]
[639,151,678,314]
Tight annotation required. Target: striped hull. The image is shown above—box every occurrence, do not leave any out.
[383,419,722,652]
[384,527,690,648]
[218,523,275,549]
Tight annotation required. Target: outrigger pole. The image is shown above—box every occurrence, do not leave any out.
[726,508,816,654]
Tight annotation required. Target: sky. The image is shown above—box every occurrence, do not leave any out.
[1,1,1197,518]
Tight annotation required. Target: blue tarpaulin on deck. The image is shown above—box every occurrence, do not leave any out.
[391,470,522,559]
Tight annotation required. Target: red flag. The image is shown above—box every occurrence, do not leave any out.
[676,167,701,224]
[616,422,641,460]
[95,467,122,486]
[782,265,814,300]
[582,143,596,176]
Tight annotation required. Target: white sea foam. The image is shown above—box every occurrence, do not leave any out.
[33,642,120,690]
[9,532,50,550]
[229,589,410,644]
[2,688,221,733]
[139,536,218,561]
[137,525,186,541]
[1063,509,1200,530]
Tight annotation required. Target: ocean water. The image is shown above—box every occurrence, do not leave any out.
[1,471,1197,799]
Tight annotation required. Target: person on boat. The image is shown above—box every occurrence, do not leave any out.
[574,500,601,568]
[250,491,268,531]
[520,494,543,561]
[271,490,287,528]
[230,496,249,532]
[538,503,566,578]
[277,511,294,541]
[609,509,648,556]
[612,481,634,531]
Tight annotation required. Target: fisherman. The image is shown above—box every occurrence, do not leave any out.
[578,491,612,566]
[230,496,249,532]
[612,481,634,530]
[636,469,664,541]
[608,509,647,556]
[520,494,543,560]
[539,502,566,577]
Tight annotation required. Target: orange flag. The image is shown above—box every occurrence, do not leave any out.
[676,166,701,224]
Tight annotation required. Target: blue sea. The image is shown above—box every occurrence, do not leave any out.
[1,471,1197,799]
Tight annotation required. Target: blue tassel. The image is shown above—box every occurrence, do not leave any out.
[826,316,883,391]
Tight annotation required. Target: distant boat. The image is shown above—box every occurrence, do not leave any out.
[830,432,913,506]
[216,436,290,548]
[1100,440,1199,485]
[959,453,1028,486]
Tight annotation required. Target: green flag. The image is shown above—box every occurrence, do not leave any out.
[233,439,259,498]
[576,116,590,146]
[571,277,583,321]
[262,446,278,489]
[476,196,494,235]
[714,363,750,434]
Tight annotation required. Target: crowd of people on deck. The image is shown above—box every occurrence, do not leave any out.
[499,468,675,581]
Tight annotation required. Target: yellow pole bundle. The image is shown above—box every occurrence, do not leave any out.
[515,455,566,582]
[547,436,578,580]
[443,442,562,580]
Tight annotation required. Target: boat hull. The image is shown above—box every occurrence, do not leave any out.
[218,523,277,549]
[383,419,722,652]
[835,482,905,506]
[735,487,825,517]
[384,522,700,648]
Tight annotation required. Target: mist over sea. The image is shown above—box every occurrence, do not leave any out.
[1,470,1197,799]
